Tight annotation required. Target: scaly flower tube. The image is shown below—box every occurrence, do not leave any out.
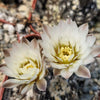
[40,19,100,79]
[0,38,47,94]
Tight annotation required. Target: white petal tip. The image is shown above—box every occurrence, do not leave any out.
[79,23,88,32]
[76,66,91,78]
[36,78,47,91]
[60,69,73,79]
[91,45,100,57]
[82,23,88,30]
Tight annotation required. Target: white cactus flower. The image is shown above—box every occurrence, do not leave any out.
[40,19,100,79]
[0,38,47,94]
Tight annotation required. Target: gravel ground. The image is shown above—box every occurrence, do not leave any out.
[0,0,100,100]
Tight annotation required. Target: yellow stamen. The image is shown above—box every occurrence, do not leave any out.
[59,46,73,61]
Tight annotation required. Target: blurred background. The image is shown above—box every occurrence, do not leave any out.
[0,0,100,100]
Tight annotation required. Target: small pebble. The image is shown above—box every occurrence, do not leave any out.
[66,86,71,93]
[4,33,9,42]
[18,5,29,18]
[0,13,7,19]
[83,87,90,93]
[92,86,98,91]
[16,98,20,100]
[13,87,18,92]
[3,24,15,34]
[7,16,15,23]
[89,90,93,95]
[16,23,25,33]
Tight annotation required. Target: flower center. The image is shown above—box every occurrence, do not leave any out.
[19,60,35,75]
[59,46,73,61]
[25,63,34,69]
